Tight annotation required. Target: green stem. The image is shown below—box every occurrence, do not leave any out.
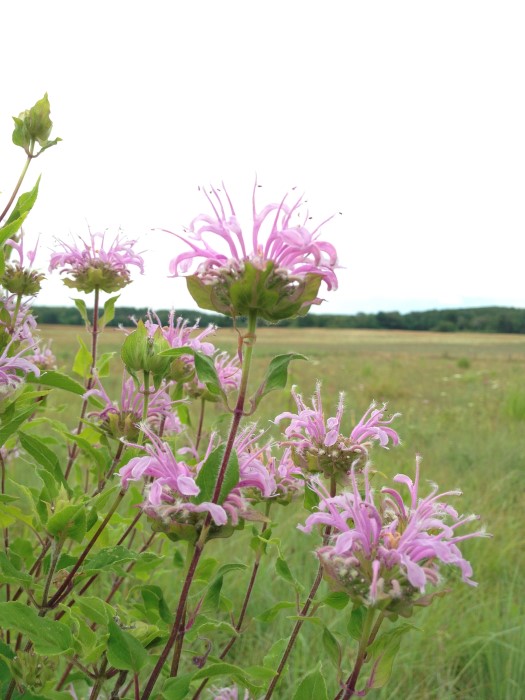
[137,371,151,447]
[192,504,272,700]
[40,536,64,611]
[340,608,377,700]
[195,398,206,450]
[64,286,101,481]
[264,477,337,699]
[0,154,32,225]
[140,311,259,700]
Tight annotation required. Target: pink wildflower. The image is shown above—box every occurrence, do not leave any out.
[0,338,40,394]
[49,231,144,293]
[299,458,489,611]
[275,383,400,477]
[166,182,339,321]
[85,375,181,439]
[143,310,216,356]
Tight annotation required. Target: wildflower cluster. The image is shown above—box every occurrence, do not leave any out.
[0,154,490,700]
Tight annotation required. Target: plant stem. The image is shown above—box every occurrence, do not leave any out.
[92,441,125,497]
[264,477,337,699]
[40,536,64,611]
[65,286,101,480]
[339,608,377,700]
[47,490,125,608]
[0,154,32,225]
[89,657,109,700]
[140,311,259,700]
[195,398,206,450]
[192,509,271,700]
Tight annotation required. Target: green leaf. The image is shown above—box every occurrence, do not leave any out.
[0,406,35,447]
[99,295,119,329]
[347,604,366,641]
[275,556,302,591]
[75,596,114,626]
[192,662,262,693]
[72,298,89,325]
[26,370,86,396]
[256,353,307,403]
[96,351,115,377]
[18,431,72,497]
[46,504,86,542]
[322,627,342,670]
[161,674,194,700]
[292,668,328,700]
[193,352,221,395]
[256,601,296,623]
[194,445,239,506]
[201,576,223,615]
[0,602,73,655]
[141,585,172,624]
[303,481,320,512]
[322,592,351,610]
[0,552,32,586]
[83,545,138,573]
[72,336,93,379]
[366,623,417,689]
[107,619,148,673]
[263,637,288,670]
[0,178,40,245]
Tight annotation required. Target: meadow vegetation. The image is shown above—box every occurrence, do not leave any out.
[39,324,525,700]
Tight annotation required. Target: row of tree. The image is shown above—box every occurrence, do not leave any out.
[32,305,525,334]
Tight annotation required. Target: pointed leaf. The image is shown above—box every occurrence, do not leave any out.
[107,619,148,673]
[99,295,119,329]
[0,602,73,655]
[194,445,239,505]
[292,668,328,700]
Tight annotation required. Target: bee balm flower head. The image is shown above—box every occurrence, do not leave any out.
[167,182,339,322]
[49,231,144,293]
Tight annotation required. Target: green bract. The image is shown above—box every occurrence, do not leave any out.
[186,261,323,322]
[12,93,61,156]
[121,320,171,376]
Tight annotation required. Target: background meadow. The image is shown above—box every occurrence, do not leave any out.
[39,322,525,699]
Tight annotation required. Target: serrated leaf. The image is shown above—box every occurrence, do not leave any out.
[107,619,148,673]
[292,668,328,700]
[194,445,239,505]
[96,351,115,377]
[0,602,73,655]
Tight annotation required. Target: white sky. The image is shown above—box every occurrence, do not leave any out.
[1,0,524,315]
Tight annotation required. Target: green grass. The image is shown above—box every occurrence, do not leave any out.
[38,325,525,699]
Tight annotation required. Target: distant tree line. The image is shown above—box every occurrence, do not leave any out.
[32,305,525,334]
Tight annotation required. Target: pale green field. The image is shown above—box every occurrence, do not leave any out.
[40,325,525,699]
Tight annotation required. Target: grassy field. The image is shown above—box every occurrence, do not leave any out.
[40,324,525,699]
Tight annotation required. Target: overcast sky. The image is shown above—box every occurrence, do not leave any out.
[1,1,524,315]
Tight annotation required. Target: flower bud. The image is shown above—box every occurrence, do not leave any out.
[12,93,61,156]
[121,320,171,376]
